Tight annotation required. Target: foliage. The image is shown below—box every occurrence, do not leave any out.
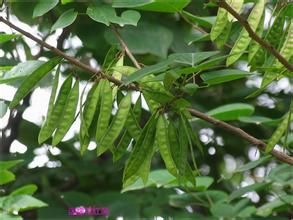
[0,0,292,219]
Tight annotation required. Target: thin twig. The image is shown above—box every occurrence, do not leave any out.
[1,16,292,165]
[217,0,293,71]
[111,25,141,69]
[0,16,138,91]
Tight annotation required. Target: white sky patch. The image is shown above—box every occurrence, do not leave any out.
[10,139,27,154]
[248,146,260,161]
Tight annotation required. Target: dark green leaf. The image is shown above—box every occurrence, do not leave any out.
[33,0,59,18]
[51,9,78,32]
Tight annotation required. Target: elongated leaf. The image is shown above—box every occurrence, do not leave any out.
[0,160,23,170]
[124,60,169,84]
[256,194,293,217]
[0,34,20,44]
[123,113,157,182]
[181,10,215,28]
[168,51,219,66]
[112,0,191,13]
[229,182,270,201]
[10,184,38,196]
[97,93,132,156]
[3,195,47,212]
[266,112,290,153]
[52,80,79,145]
[227,0,265,66]
[9,57,62,108]
[235,155,272,172]
[205,103,255,121]
[38,76,72,144]
[200,69,252,85]
[0,61,44,85]
[0,170,15,185]
[51,9,78,32]
[33,0,59,18]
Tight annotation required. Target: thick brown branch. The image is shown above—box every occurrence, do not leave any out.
[217,0,293,72]
[1,16,292,165]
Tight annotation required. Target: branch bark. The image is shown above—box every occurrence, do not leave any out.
[1,16,292,165]
[217,0,293,72]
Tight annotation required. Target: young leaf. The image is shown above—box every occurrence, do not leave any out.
[112,0,191,13]
[33,0,59,18]
[87,5,140,26]
[9,57,62,108]
[51,9,78,32]
[200,69,252,85]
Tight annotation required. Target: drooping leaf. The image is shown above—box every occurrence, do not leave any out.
[0,160,23,170]
[51,9,78,32]
[33,0,59,18]
[203,103,255,121]
[200,69,252,85]
[0,61,44,84]
[3,195,47,212]
[10,184,38,196]
[168,51,219,66]
[9,57,62,108]
[112,0,191,13]
[229,182,271,201]
[235,155,272,172]
[0,170,15,185]
[0,34,20,44]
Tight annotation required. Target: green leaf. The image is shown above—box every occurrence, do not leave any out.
[87,5,140,26]
[210,202,236,218]
[266,112,290,153]
[104,22,173,58]
[229,182,270,201]
[204,103,255,121]
[0,170,15,185]
[170,190,228,208]
[9,57,62,108]
[238,116,280,126]
[0,212,22,220]
[168,51,219,66]
[11,184,38,196]
[0,61,44,85]
[51,9,78,32]
[267,164,292,184]
[256,194,293,217]
[181,10,215,28]
[112,0,191,13]
[0,34,20,44]
[0,160,23,170]
[3,195,47,212]
[235,155,272,172]
[33,0,59,18]
[200,69,252,85]
[124,60,169,84]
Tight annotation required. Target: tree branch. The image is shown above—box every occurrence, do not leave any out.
[1,16,292,165]
[0,16,138,91]
[217,0,293,72]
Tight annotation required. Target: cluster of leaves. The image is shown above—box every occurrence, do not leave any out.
[0,160,47,220]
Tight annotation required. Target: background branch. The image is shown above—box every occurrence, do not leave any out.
[1,16,292,165]
[217,0,293,71]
